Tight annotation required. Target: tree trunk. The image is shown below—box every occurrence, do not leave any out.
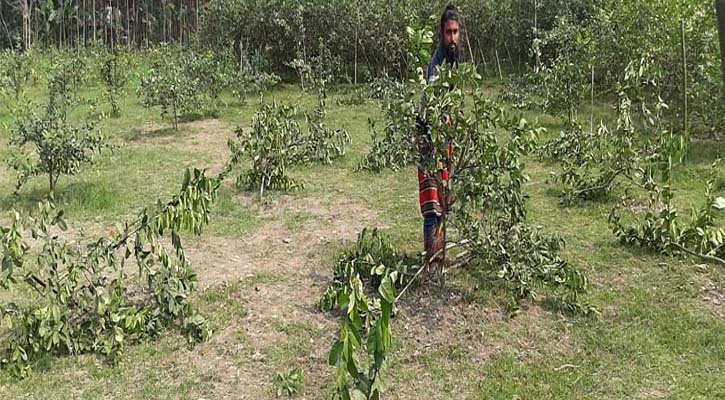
[49,167,56,193]
[82,0,86,46]
[162,0,166,42]
[717,0,725,86]
[76,3,81,49]
[93,0,97,42]
[126,0,130,46]
[495,47,503,80]
[24,0,31,49]
[0,3,14,49]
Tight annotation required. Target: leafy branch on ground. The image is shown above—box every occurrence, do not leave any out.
[610,162,725,267]
[320,229,415,400]
[0,168,223,377]
[538,58,688,205]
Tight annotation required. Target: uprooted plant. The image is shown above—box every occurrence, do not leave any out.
[0,167,225,377]
[608,126,725,267]
[539,57,688,205]
[320,229,417,400]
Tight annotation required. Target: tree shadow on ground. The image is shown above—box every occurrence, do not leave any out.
[124,125,183,142]
[0,180,117,215]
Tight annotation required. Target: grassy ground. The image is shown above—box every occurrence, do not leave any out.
[0,65,723,399]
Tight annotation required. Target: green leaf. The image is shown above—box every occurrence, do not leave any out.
[713,197,725,210]
[378,275,395,303]
[329,341,343,366]
[349,389,367,400]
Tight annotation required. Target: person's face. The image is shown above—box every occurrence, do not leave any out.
[442,20,460,49]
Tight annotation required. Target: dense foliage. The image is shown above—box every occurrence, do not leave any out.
[229,99,350,198]
[0,49,32,100]
[138,47,203,130]
[320,229,415,399]
[98,50,130,117]
[0,168,221,377]
[7,104,108,194]
[419,64,593,312]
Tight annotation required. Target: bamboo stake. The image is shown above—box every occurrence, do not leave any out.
[681,18,688,136]
[495,47,503,80]
[504,42,515,73]
[479,48,488,78]
[590,65,594,133]
[126,0,130,46]
[461,13,475,64]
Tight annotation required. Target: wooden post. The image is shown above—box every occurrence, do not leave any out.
[717,0,725,85]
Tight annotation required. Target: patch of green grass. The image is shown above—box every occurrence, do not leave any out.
[206,185,262,237]
[281,211,317,233]
[239,272,285,288]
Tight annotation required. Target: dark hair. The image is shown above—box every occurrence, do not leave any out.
[440,4,460,37]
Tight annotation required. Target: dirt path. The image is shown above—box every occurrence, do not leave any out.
[179,195,384,398]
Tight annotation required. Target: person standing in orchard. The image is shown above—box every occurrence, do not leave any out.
[417,4,460,278]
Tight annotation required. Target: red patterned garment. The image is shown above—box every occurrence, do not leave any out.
[417,143,453,217]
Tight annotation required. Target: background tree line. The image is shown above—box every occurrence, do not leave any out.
[1,0,723,130]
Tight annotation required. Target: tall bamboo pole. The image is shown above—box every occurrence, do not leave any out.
[534,0,540,69]
[0,5,12,49]
[460,12,475,64]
